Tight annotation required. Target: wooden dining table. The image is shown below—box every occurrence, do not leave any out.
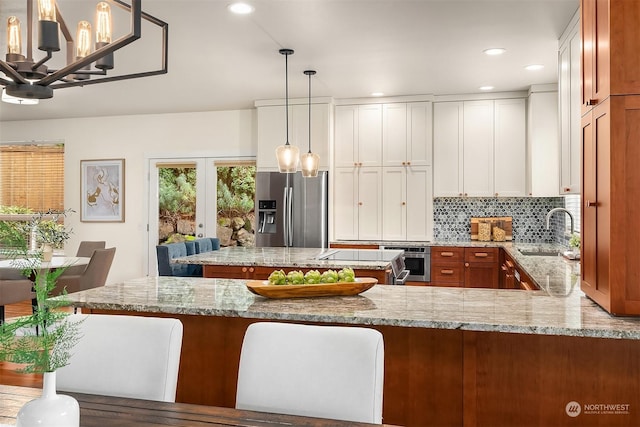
[0,385,398,427]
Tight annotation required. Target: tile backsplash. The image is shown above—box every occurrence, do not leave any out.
[433,197,566,244]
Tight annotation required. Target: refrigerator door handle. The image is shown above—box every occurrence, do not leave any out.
[288,186,294,246]
[283,187,288,245]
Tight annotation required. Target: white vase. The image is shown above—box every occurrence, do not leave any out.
[16,371,80,427]
[42,244,54,262]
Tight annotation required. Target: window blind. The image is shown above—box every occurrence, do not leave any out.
[0,143,64,212]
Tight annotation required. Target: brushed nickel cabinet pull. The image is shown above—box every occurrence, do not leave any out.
[441,269,454,275]
[586,200,597,207]
[474,252,489,258]
[440,252,454,257]
[587,98,598,106]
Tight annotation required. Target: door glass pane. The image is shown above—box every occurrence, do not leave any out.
[157,164,197,244]
[215,164,256,248]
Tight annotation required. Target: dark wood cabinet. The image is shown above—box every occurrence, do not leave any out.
[463,248,499,289]
[580,0,640,315]
[430,247,465,287]
[203,264,389,284]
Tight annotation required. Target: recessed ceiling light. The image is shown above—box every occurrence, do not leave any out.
[228,2,254,14]
[483,48,506,56]
[479,86,494,91]
[525,64,544,71]
[371,92,384,97]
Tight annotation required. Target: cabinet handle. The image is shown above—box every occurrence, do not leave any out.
[407,161,411,166]
[564,187,571,192]
[359,162,363,166]
[464,263,469,267]
[441,269,454,275]
[587,98,598,106]
[501,265,507,271]
[440,252,454,257]
[402,161,406,166]
[402,201,406,206]
[464,193,468,197]
[354,162,358,166]
[586,200,597,207]
[505,261,514,268]
[249,267,255,273]
[494,193,498,197]
[474,252,489,258]
[358,202,363,206]
[459,193,463,196]
[242,267,248,273]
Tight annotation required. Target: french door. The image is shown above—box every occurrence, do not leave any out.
[147,157,217,275]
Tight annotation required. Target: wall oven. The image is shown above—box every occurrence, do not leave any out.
[380,246,431,282]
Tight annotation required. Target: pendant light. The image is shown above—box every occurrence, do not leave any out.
[301,70,320,177]
[275,48,300,173]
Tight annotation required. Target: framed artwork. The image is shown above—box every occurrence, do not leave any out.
[80,159,125,222]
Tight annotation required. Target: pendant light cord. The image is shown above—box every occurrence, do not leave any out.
[285,52,290,145]
[308,72,312,154]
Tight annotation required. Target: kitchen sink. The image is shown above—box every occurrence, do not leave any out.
[517,249,561,257]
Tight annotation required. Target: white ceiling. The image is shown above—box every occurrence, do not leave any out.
[0,0,579,122]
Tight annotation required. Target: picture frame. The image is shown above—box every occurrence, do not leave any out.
[80,159,125,222]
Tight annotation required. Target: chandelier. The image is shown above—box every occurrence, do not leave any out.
[1,0,167,102]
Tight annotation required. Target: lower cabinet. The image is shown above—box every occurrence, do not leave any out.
[430,247,502,289]
[203,264,389,284]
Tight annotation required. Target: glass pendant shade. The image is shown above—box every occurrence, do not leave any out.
[300,152,320,177]
[276,143,300,173]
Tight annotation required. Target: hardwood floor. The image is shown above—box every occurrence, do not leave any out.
[0,300,70,389]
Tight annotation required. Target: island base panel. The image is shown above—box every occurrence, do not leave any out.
[86,309,640,427]
[202,265,390,284]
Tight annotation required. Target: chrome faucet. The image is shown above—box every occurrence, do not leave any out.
[545,207,574,235]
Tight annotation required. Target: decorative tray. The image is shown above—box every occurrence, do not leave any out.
[245,277,377,299]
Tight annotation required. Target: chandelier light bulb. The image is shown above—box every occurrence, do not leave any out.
[76,21,92,58]
[96,2,112,44]
[38,0,57,22]
[7,17,22,55]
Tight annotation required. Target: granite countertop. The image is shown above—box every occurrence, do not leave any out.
[173,247,397,271]
[62,276,640,340]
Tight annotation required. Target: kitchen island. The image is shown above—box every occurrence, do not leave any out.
[60,276,640,427]
[173,246,401,284]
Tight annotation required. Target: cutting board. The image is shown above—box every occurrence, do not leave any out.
[470,217,513,241]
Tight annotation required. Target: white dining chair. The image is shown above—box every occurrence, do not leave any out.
[236,322,384,424]
[56,314,183,402]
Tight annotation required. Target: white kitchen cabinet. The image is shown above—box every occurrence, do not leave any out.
[527,87,559,197]
[382,104,407,166]
[558,12,581,195]
[463,100,494,196]
[334,104,382,168]
[333,166,382,240]
[434,99,525,197]
[382,165,433,241]
[433,102,463,196]
[383,102,433,167]
[494,98,526,196]
[257,103,331,172]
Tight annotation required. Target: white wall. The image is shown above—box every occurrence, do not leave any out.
[0,109,257,283]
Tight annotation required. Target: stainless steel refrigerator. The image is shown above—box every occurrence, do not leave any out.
[255,171,328,248]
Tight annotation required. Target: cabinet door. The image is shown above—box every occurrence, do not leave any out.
[358,104,383,166]
[560,27,582,195]
[494,99,526,196]
[463,100,494,196]
[528,91,559,197]
[407,102,433,166]
[581,101,610,306]
[358,167,382,240]
[580,0,609,115]
[382,104,407,166]
[433,102,463,196]
[308,103,331,170]
[464,262,499,289]
[334,105,358,168]
[382,167,407,240]
[257,106,287,171]
[333,167,359,240]
[406,166,432,241]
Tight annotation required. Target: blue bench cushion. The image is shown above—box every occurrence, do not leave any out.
[194,238,213,253]
[156,242,192,277]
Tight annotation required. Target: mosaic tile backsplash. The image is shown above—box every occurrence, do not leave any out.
[433,197,567,244]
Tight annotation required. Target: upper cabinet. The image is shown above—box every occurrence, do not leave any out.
[527,86,559,197]
[256,101,332,172]
[333,100,433,242]
[559,11,581,195]
[433,98,525,197]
